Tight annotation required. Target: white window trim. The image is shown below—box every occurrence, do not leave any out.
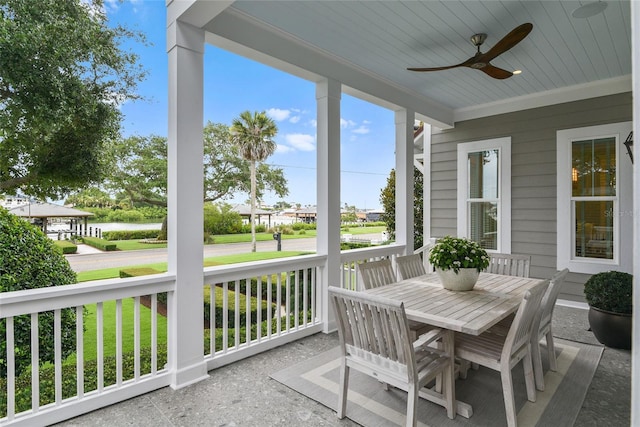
[556,122,633,274]
[457,137,511,253]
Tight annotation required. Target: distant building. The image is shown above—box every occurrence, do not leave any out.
[0,194,30,209]
[365,210,384,222]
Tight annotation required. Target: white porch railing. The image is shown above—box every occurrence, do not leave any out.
[0,274,175,426]
[0,255,330,426]
[2,249,409,425]
[339,244,406,290]
[202,255,326,370]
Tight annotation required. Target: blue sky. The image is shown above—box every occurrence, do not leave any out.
[109,0,396,210]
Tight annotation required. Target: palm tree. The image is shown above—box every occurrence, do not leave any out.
[230,111,278,252]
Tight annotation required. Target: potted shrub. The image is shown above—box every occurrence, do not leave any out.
[584,270,633,349]
[428,236,490,291]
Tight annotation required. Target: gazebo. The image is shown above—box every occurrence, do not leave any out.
[230,204,273,228]
[8,202,94,235]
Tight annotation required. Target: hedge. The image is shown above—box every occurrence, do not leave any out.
[82,236,117,251]
[103,230,160,241]
[204,286,274,329]
[52,240,77,254]
[0,345,168,417]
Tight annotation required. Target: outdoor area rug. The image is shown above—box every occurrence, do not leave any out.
[271,338,603,427]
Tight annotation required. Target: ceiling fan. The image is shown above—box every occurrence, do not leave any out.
[407,23,533,80]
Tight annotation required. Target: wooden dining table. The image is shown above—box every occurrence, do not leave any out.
[363,271,548,418]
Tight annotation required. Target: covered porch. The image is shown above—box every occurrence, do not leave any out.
[1,1,638,425]
[55,305,630,426]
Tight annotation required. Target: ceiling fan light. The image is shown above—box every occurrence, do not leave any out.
[572,1,608,19]
[512,70,522,75]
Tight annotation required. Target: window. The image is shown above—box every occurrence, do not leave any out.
[457,137,511,253]
[557,122,633,274]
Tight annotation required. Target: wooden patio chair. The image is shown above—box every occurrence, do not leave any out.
[489,268,570,391]
[356,258,396,290]
[396,253,427,280]
[454,280,549,427]
[357,259,432,338]
[486,253,531,277]
[329,287,456,426]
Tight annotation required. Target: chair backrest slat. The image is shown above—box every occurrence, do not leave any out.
[486,253,531,277]
[396,254,427,280]
[330,287,413,368]
[357,259,396,289]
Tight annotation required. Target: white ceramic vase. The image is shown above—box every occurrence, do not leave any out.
[435,267,479,291]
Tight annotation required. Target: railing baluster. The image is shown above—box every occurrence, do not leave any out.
[76,306,84,398]
[267,275,272,339]
[54,309,62,405]
[134,296,140,381]
[311,268,316,323]
[222,282,229,352]
[245,278,251,345]
[97,302,104,392]
[151,293,158,374]
[302,268,308,326]
[257,276,263,342]
[294,269,300,329]
[234,279,240,349]
[7,316,15,420]
[31,313,40,413]
[116,299,123,386]
[276,274,282,334]
[285,272,291,331]
[209,284,215,356]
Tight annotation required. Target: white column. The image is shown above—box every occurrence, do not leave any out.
[395,109,415,254]
[423,123,432,244]
[166,19,208,389]
[316,78,341,333]
[630,1,639,424]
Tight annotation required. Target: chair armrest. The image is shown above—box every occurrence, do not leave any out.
[413,327,446,349]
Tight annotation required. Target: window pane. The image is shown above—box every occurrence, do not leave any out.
[469,201,497,250]
[572,137,616,197]
[574,201,614,259]
[468,149,499,199]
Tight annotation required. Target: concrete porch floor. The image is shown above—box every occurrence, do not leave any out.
[55,305,631,427]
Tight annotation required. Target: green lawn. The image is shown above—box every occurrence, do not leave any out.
[105,226,386,250]
[75,251,312,282]
[64,298,168,365]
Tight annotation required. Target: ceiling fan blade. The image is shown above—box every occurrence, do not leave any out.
[407,64,464,72]
[482,22,533,63]
[479,64,514,79]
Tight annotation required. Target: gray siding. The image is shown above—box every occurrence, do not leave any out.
[430,92,632,301]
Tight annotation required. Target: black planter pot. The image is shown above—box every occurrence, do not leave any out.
[588,306,632,350]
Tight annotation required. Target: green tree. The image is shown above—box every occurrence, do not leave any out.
[0,0,147,199]
[108,123,287,207]
[65,188,115,208]
[230,111,278,252]
[203,203,243,235]
[0,208,78,378]
[379,168,424,250]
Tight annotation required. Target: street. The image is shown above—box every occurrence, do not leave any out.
[65,233,383,272]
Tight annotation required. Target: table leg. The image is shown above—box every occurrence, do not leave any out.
[418,387,474,418]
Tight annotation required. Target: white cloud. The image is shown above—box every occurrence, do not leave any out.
[285,133,316,151]
[103,0,119,12]
[289,115,301,124]
[341,118,356,129]
[266,108,291,121]
[363,120,372,124]
[352,125,370,135]
[276,144,293,154]
[309,119,317,128]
